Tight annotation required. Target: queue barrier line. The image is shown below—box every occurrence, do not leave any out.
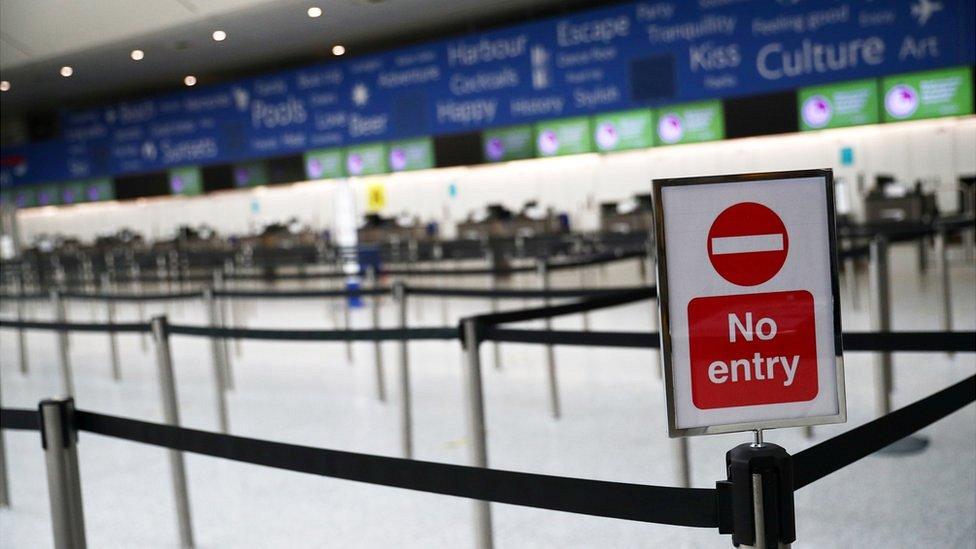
[165,324,458,342]
[1,316,972,353]
[0,319,150,333]
[405,285,653,299]
[59,290,204,301]
[792,374,976,489]
[473,287,656,327]
[1,376,972,528]
[212,288,387,299]
[0,408,38,430]
[481,329,976,353]
[0,284,657,303]
[0,407,720,528]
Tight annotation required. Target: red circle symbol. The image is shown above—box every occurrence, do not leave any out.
[707,202,788,286]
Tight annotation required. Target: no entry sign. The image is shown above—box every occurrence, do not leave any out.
[653,169,845,437]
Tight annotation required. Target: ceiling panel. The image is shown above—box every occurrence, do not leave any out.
[0,0,577,117]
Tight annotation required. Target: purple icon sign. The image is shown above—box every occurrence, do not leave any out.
[86,186,100,201]
[595,122,619,150]
[885,84,919,119]
[307,157,324,178]
[347,153,363,175]
[657,113,683,144]
[390,148,407,171]
[801,95,832,128]
[485,138,505,161]
[171,175,186,193]
[537,130,559,155]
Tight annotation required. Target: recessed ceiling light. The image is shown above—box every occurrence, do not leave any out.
[130,49,145,61]
[332,44,345,56]
[0,81,10,92]
[60,66,74,77]
[307,6,322,18]
[212,30,227,42]
[184,75,197,86]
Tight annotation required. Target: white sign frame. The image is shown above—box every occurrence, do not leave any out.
[653,169,846,437]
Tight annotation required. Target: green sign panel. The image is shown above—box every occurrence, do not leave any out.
[388,138,434,172]
[83,179,115,202]
[799,79,879,130]
[882,67,974,122]
[10,187,37,209]
[60,181,88,205]
[655,101,724,145]
[345,143,388,176]
[36,184,61,206]
[534,117,593,157]
[304,148,345,179]
[483,125,534,162]
[169,166,204,195]
[592,109,655,152]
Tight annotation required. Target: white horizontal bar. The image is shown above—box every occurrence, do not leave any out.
[711,234,784,255]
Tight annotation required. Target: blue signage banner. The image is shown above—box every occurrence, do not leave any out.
[2,0,973,187]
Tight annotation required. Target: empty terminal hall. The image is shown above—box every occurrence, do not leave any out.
[1,0,975,547]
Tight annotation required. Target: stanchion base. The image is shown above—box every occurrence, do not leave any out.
[877,435,929,456]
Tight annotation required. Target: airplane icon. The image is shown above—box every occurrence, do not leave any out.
[911,0,943,26]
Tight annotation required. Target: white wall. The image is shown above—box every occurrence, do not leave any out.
[16,116,976,245]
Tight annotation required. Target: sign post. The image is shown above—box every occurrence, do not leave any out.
[653,169,845,547]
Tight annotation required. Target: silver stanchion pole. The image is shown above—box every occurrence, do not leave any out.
[0,363,9,507]
[226,259,243,359]
[726,436,795,549]
[212,270,233,390]
[869,236,927,450]
[578,263,590,331]
[368,266,387,402]
[537,259,561,419]
[644,239,662,379]
[131,261,148,352]
[150,316,195,548]
[51,289,74,396]
[343,269,354,363]
[39,397,87,549]
[869,236,892,417]
[936,226,954,336]
[16,274,29,374]
[203,288,230,433]
[671,437,690,488]
[394,281,413,458]
[487,252,502,370]
[843,247,860,310]
[218,265,232,366]
[461,318,493,549]
[101,273,122,381]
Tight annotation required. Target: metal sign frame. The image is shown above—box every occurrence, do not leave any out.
[652,168,846,437]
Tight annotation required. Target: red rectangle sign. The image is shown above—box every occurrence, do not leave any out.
[687,290,818,409]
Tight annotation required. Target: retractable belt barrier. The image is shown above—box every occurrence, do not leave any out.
[0,317,972,353]
[472,287,657,327]
[0,407,719,528]
[406,285,652,299]
[165,324,457,342]
[480,329,976,353]
[1,375,972,528]
[60,290,204,301]
[0,319,150,333]
[792,374,975,489]
[0,284,654,303]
